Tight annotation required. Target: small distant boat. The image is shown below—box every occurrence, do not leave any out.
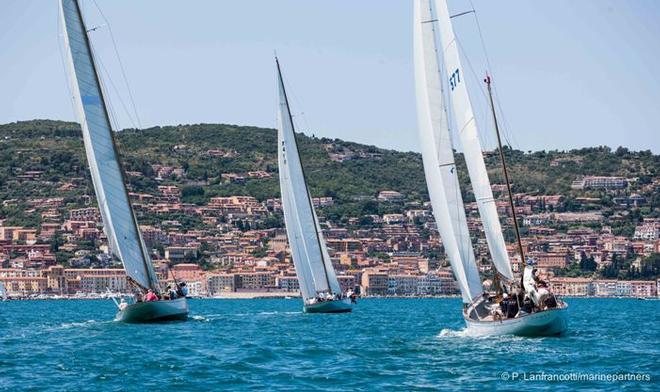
[60,0,188,323]
[0,282,7,301]
[413,0,566,336]
[275,58,352,314]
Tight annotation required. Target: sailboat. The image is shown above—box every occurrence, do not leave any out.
[413,0,567,336]
[275,58,352,314]
[60,0,188,322]
[0,281,7,301]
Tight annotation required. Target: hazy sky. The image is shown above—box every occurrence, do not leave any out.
[1,0,659,153]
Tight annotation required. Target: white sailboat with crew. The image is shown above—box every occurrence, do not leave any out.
[413,0,567,336]
[276,58,353,314]
[60,0,188,323]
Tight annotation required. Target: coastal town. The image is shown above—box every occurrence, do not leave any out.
[1,140,658,300]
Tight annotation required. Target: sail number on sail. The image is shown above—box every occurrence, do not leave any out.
[449,68,460,91]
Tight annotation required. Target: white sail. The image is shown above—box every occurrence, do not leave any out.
[431,0,513,280]
[312,204,342,294]
[414,0,482,303]
[276,59,341,299]
[0,282,6,299]
[60,0,159,291]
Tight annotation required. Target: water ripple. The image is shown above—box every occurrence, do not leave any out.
[0,298,657,391]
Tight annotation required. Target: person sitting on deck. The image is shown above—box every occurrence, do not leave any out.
[178,282,189,297]
[119,298,128,310]
[500,293,519,318]
[167,285,178,300]
[499,293,509,316]
[520,296,534,314]
[144,289,158,302]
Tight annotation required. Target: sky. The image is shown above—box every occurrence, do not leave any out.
[1,0,659,153]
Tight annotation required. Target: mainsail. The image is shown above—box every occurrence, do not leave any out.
[431,0,513,280]
[276,59,341,299]
[0,281,6,299]
[60,0,159,292]
[413,0,482,303]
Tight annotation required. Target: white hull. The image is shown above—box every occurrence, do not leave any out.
[465,303,568,337]
[303,298,352,313]
[115,297,189,323]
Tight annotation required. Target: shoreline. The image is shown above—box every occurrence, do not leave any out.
[2,293,658,301]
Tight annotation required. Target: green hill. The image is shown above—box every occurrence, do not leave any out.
[0,119,658,225]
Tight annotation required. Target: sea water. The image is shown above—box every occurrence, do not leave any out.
[0,298,657,391]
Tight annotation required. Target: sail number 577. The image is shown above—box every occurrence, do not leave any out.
[449,68,460,91]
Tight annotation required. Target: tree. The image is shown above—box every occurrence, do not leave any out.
[579,252,597,272]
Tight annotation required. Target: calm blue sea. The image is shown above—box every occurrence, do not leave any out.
[0,298,657,391]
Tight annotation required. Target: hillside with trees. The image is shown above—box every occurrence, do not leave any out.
[0,119,658,228]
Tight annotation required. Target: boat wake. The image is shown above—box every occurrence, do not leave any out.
[257,311,300,316]
[190,315,209,322]
[58,319,106,329]
[437,327,525,341]
[438,328,475,338]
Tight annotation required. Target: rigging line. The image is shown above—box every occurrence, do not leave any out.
[94,55,122,132]
[95,55,139,130]
[56,5,77,123]
[280,71,313,138]
[467,0,519,150]
[91,0,142,130]
[453,36,498,150]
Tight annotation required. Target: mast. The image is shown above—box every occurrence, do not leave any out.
[60,0,158,292]
[484,75,526,270]
[275,58,334,294]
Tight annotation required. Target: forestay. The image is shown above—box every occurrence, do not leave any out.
[431,0,513,280]
[60,0,159,291]
[276,60,341,299]
[413,0,482,303]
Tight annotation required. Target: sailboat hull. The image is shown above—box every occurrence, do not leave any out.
[303,298,352,314]
[115,297,189,323]
[464,303,568,337]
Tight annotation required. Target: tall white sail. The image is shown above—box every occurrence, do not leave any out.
[0,281,6,299]
[431,0,513,280]
[276,59,341,299]
[414,0,482,303]
[60,0,159,291]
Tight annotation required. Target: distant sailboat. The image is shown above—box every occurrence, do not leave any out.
[60,0,188,322]
[276,58,352,313]
[0,281,7,301]
[413,0,567,336]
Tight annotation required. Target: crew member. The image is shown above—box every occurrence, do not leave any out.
[144,289,158,302]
